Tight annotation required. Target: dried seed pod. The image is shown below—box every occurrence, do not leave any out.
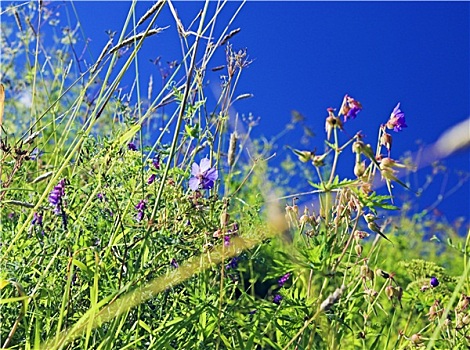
[227,132,238,167]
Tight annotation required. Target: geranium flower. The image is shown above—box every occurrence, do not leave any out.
[386,103,407,132]
[189,158,218,191]
[340,94,362,122]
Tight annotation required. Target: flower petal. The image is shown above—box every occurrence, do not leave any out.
[191,162,200,176]
[199,158,212,173]
[189,177,200,191]
[205,167,218,182]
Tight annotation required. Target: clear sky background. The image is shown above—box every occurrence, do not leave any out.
[8,1,470,223]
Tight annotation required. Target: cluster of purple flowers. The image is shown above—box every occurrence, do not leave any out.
[32,212,43,226]
[272,272,291,305]
[225,257,239,270]
[31,212,45,236]
[147,156,161,185]
[48,179,68,229]
[128,142,138,151]
[278,273,291,287]
[135,199,146,222]
[273,294,283,305]
[49,179,66,214]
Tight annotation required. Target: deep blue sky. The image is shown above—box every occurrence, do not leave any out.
[17,2,470,222]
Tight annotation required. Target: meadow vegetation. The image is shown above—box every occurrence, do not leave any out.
[0,1,469,349]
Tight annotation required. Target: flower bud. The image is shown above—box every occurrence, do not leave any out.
[361,265,374,281]
[292,204,299,215]
[355,244,363,256]
[352,140,364,154]
[380,132,393,152]
[354,160,366,177]
[299,214,310,225]
[354,230,369,240]
[312,153,327,167]
[410,334,422,345]
[462,314,470,325]
[385,285,395,300]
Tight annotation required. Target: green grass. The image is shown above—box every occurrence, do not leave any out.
[0,1,469,349]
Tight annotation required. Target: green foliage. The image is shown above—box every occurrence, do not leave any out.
[0,2,468,350]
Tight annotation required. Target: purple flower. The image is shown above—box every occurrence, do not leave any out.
[226,257,239,270]
[49,179,66,214]
[346,106,361,120]
[340,95,362,122]
[189,158,218,191]
[430,277,439,288]
[135,199,146,221]
[273,294,283,304]
[224,235,231,246]
[170,258,179,268]
[128,142,137,151]
[386,103,407,132]
[97,193,105,201]
[278,273,291,287]
[232,222,239,232]
[147,174,156,185]
[32,212,43,226]
[152,156,160,170]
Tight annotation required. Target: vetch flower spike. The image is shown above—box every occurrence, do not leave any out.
[189,158,218,191]
[273,294,283,305]
[278,273,291,287]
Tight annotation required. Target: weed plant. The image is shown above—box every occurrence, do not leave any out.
[0,1,469,349]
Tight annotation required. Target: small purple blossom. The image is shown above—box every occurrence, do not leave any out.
[147,174,157,185]
[232,222,239,232]
[189,158,218,191]
[273,294,283,305]
[346,106,361,120]
[224,235,231,246]
[97,193,105,201]
[135,199,146,222]
[128,142,137,151]
[430,277,439,288]
[32,212,43,226]
[170,258,179,268]
[278,273,291,287]
[152,156,160,170]
[340,95,363,122]
[386,103,407,132]
[226,257,239,270]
